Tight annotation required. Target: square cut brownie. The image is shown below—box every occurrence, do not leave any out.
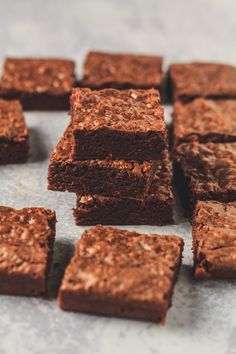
[48,125,167,198]
[175,142,236,213]
[0,206,56,296]
[73,151,174,225]
[169,62,236,102]
[82,51,163,90]
[173,98,236,145]
[58,225,184,323]
[0,99,29,164]
[192,200,236,279]
[70,88,167,160]
[0,58,75,110]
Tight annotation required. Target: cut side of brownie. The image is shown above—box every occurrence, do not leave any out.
[70,88,167,160]
[0,99,29,164]
[192,200,236,279]
[82,51,163,90]
[0,58,76,110]
[58,225,184,323]
[173,98,236,145]
[175,142,236,214]
[73,148,174,225]
[169,62,236,102]
[48,124,170,198]
[0,206,56,296]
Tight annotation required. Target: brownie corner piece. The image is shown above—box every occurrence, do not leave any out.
[0,98,29,164]
[192,200,236,279]
[0,206,56,296]
[82,51,163,90]
[0,57,76,110]
[169,62,236,102]
[58,226,183,323]
[70,87,167,160]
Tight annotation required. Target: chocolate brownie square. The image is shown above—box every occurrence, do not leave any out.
[0,99,29,164]
[48,125,166,198]
[175,142,236,213]
[173,98,236,145]
[192,200,236,279]
[82,51,163,90]
[70,88,167,160]
[58,225,184,323]
[169,62,236,102]
[0,58,75,110]
[73,150,174,225]
[0,206,56,296]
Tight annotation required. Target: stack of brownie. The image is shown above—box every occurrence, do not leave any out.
[48,80,174,225]
[168,62,236,214]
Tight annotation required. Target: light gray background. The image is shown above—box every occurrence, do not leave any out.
[0,0,236,353]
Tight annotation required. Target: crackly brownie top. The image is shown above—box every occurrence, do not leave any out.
[193,201,236,274]
[60,225,183,302]
[173,98,236,143]
[70,88,165,133]
[0,58,75,94]
[82,51,163,88]
[0,206,56,247]
[51,124,154,176]
[0,99,28,140]
[175,142,236,195]
[170,62,236,101]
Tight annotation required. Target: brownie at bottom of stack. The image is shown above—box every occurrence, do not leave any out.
[73,194,174,226]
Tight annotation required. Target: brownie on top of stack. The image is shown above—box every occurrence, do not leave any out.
[48,57,174,225]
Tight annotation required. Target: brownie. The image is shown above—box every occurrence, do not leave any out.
[0,58,75,110]
[173,98,236,145]
[48,125,168,198]
[82,51,163,90]
[169,62,236,102]
[192,200,236,279]
[175,142,236,213]
[70,88,167,160]
[58,225,184,323]
[0,99,29,164]
[0,206,56,296]
[73,150,174,225]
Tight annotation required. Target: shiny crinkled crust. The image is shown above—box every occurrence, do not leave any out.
[173,98,236,145]
[0,57,75,95]
[58,226,183,322]
[169,62,236,102]
[70,88,164,132]
[175,142,236,197]
[192,200,236,279]
[0,99,28,141]
[82,51,163,89]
